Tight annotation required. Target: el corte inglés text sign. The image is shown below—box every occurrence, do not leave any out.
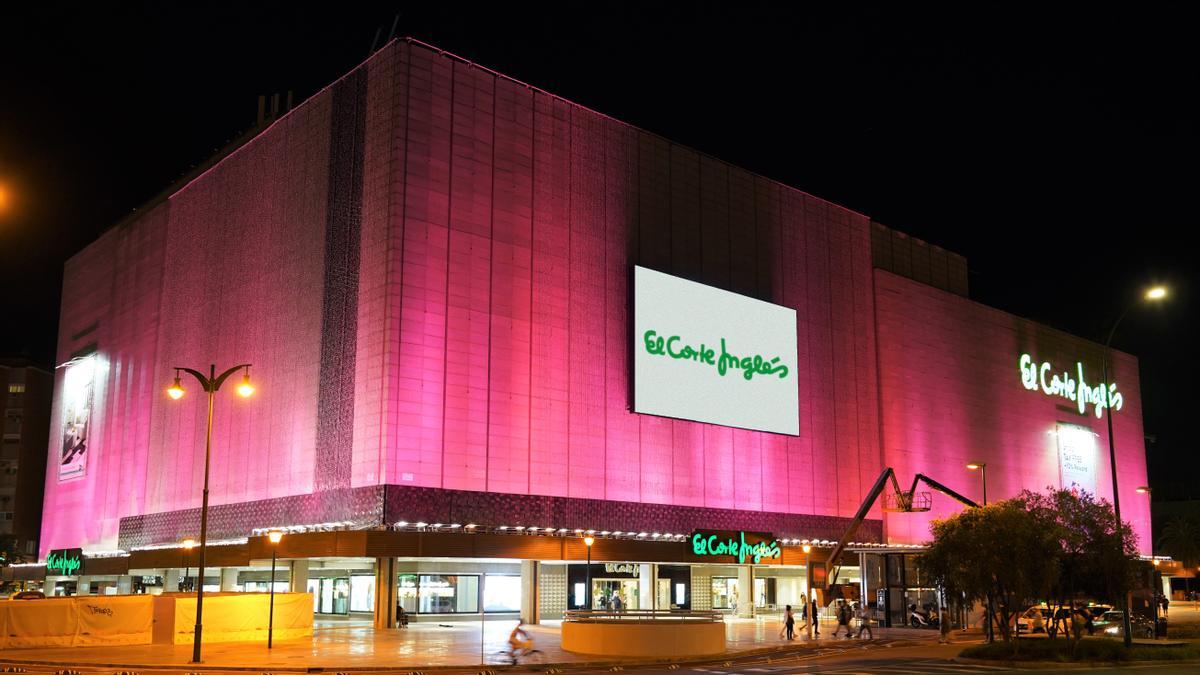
[1018,353,1123,419]
[691,530,782,564]
[46,547,83,576]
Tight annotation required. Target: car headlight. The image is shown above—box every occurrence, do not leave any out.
[1105,627,1118,634]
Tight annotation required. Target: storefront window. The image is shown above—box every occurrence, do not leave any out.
[397,574,418,613]
[711,577,738,609]
[417,574,479,613]
[350,575,375,613]
[483,574,521,613]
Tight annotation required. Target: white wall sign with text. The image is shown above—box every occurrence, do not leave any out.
[633,266,799,435]
[1056,423,1097,495]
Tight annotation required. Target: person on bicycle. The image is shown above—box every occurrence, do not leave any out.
[508,619,534,661]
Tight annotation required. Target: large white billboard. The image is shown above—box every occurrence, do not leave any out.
[633,266,799,435]
[1056,423,1097,495]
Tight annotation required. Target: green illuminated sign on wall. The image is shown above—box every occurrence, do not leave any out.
[46,548,83,576]
[691,531,782,564]
[1019,354,1123,419]
[643,331,790,381]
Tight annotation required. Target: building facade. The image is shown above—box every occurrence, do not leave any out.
[26,40,1150,624]
[0,359,51,562]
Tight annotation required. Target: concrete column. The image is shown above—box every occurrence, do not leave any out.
[220,568,239,591]
[76,576,91,595]
[639,564,654,611]
[117,575,134,595]
[521,560,539,624]
[289,559,309,593]
[373,557,396,629]
[737,566,755,618]
[164,569,180,592]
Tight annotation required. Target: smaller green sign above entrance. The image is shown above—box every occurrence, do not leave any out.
[46,547,83,576]
[691,530,781,564]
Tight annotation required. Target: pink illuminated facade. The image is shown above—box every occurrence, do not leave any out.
[40,37,1151,588]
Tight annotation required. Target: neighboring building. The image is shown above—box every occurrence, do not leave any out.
[0,359,51,560]
[27,39,1150,625]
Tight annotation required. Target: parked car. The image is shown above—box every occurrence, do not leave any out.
[1016,606,1051,633]
[1093,610,1155,639]
[1082,604,1113,620]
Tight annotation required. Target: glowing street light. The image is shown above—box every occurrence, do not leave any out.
[966,462,988,506]
[180,538,196,591]
[1136,486,1152,494]
[801,544,814,638]
[583,535,595,610]
[267,530,283,648]
[1102,284,1168,647]
[166,363,254,663]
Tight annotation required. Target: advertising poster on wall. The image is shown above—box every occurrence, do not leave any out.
[59,356,95,481]
[1056,423,1097,495]
[633,266,799,435]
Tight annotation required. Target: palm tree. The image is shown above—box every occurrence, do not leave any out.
[1158,516,1200,570]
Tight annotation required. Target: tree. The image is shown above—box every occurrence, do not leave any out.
[1016,489,1138,649]
[920,500,1060,643]
[1159,517,1200,569]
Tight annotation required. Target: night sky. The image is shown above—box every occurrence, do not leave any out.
[2,4,1195,497]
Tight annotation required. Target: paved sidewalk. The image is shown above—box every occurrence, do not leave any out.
[0,617,939,670]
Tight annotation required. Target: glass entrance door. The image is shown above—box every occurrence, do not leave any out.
[308,577,351,614]
[592,579,640,609]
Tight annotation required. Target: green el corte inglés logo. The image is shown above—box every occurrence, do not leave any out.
[691,531,782,564]
[643,330,789,381]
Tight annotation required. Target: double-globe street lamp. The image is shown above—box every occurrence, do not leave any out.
[1103,286,1166,647]
[167,363,255,663]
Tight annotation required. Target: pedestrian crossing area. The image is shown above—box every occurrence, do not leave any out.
[689,656,1018,674]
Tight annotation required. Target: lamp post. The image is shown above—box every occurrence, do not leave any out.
[966,462,993,640]
[167,363,255,663]
[966,462,988,506]
[267,530,283,648]
[583,535,595,610]
[1101,286,1166,647]
[181,538,196,592]
[803,544,813,639]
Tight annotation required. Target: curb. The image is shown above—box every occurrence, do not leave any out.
[953,656,1200,670]
[0,638,930,673]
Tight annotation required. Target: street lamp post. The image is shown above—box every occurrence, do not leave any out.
[181,538,196,592]
[267,530,283,648]
[583,536,595,610]
[167,363,255,663]
[966,463,987,506]
[1101,286,1166,648]
[803,544,813,639]
[966,462,993,641]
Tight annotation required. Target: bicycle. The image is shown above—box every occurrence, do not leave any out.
[498,644,544,665]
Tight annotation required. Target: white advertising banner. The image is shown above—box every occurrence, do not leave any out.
[633,266,799,435]
[1056,423,1097,495]
[59,355,95,481]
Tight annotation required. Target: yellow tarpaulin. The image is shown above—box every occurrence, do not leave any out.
[168,592,313,644]
[0,592,311,649]
[74,595,154,646]
[2,597,80,648]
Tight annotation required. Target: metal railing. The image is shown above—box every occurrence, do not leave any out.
[564,609,724,623]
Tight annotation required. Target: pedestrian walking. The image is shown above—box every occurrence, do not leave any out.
[857,602,874,640]
[937,605,950,644]
[811,596,820,635]
[782,604,796,640]
[833,600,852,638]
